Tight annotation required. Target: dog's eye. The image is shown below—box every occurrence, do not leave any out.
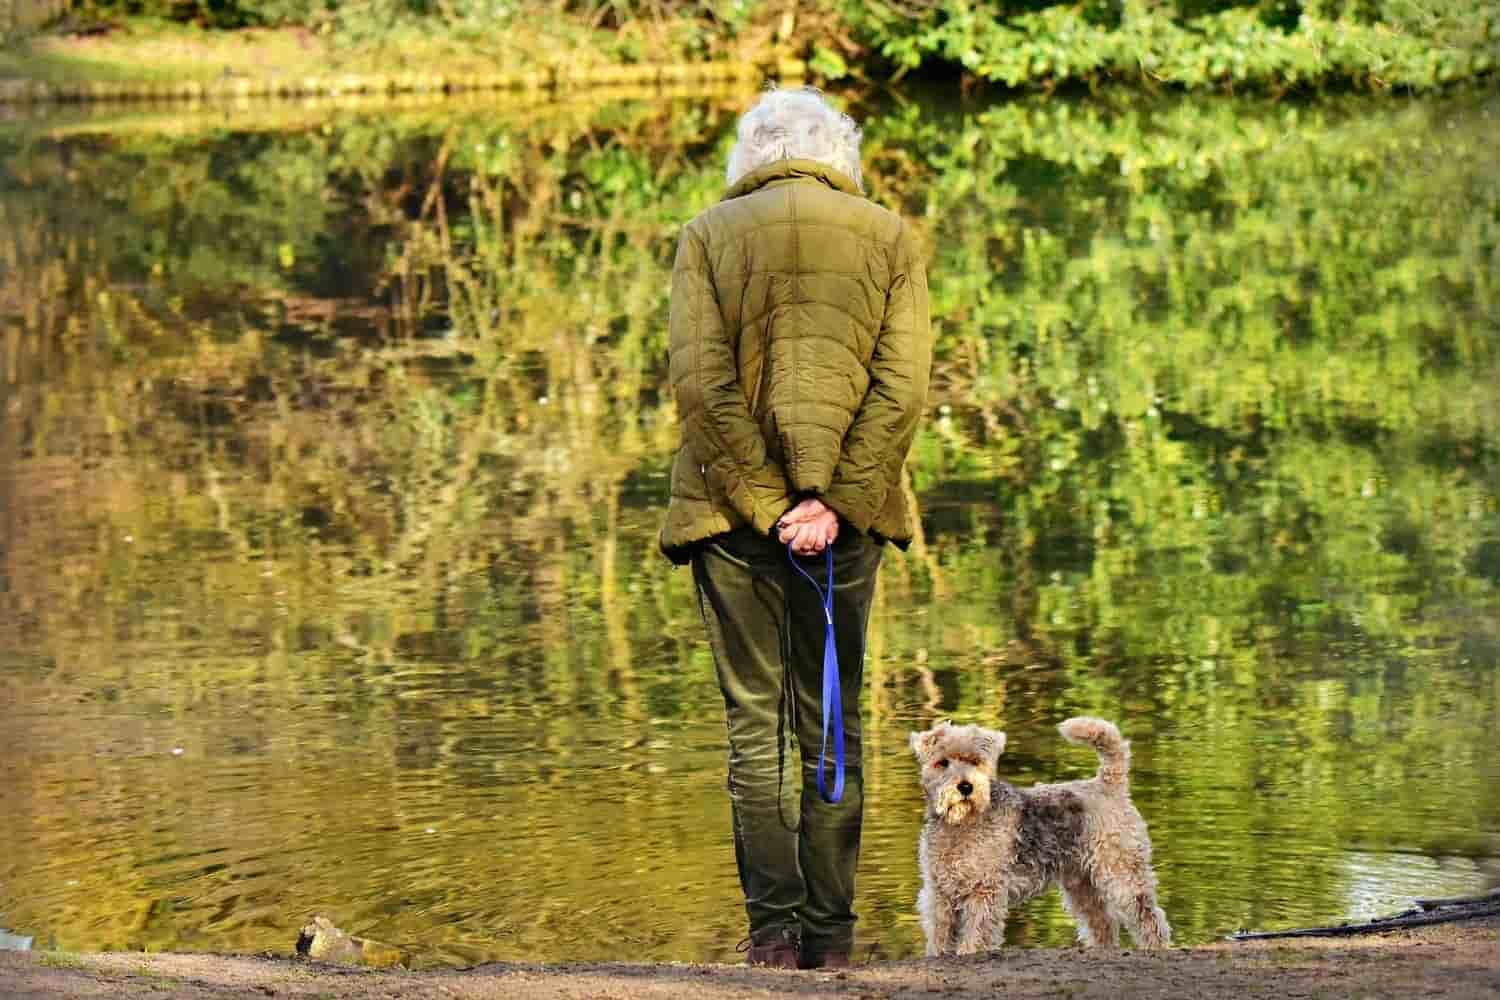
[934,759,949,769]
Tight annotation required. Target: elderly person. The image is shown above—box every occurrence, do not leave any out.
[660,87,933,969]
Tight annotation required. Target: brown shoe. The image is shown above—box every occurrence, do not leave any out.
[741,929,800,969]
[800,947,852,970]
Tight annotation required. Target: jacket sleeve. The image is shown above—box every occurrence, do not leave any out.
[821,222,933,533]
[669,225,793,536]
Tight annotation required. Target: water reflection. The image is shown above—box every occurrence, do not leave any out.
[0,88,1497,964]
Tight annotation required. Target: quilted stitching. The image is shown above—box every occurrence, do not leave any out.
[661,158,933,561]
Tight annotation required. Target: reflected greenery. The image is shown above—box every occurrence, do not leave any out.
[0,88,1497,964]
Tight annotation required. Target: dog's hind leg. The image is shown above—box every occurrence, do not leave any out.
[1061,874,1119,947]
[1100,875,1171,949]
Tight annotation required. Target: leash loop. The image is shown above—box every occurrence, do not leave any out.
[787,543,843,803]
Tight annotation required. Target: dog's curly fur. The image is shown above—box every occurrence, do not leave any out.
[910,717,1170,956]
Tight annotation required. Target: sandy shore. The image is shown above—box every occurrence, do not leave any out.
[3,917,1498,999]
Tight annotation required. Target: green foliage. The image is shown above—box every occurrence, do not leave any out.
[75,0,328,28]
[808,42,850,79]
[36,0,1496,92]
[66,0,769,39]
[65,0,522,31]
[836,0,1498,90]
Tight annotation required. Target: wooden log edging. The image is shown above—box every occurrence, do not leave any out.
[0,58,807,106]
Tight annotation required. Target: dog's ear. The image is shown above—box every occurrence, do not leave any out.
[908,720,950,760]
[976,728,1006,765]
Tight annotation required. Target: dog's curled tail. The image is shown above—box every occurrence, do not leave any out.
[1058,717,1130,788]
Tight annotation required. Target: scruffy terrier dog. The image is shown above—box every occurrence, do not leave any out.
[910,716,1170,956]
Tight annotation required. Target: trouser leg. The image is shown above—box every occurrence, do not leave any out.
[692,533,803,941]
[786,530,881,955]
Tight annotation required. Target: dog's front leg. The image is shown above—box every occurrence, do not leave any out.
[918,884,959,956]
[955,886,1006,955]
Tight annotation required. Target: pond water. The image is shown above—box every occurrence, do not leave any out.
[1,85,1498,966]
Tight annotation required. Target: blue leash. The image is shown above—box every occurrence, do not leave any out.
[787,542,844,804]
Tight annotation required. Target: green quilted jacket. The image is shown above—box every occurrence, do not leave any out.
[660,158,933,562]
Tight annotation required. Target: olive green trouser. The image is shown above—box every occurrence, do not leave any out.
[691,526,882,954]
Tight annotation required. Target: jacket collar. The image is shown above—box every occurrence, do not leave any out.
[722,158,863,201]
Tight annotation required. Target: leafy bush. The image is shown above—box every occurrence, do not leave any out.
[69,0,768,32]
[74,0,329,27]
[51,0,1500,89]
[834,0,1497,90]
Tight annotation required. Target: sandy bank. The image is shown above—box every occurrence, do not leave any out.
[2,916,1497,999]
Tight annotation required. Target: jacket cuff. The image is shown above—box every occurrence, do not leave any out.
[819,488,877,535]
[749,496,795,539]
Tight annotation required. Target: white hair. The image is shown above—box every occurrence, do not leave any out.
[725,86,864,192]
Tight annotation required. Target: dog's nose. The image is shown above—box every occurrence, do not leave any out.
[958,781,973,797]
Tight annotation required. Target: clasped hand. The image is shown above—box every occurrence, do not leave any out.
[777,498,839,557]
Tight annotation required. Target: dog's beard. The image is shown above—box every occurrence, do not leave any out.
[935,784,984,824]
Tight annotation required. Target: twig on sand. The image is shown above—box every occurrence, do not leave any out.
[1230,890,1500,942]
